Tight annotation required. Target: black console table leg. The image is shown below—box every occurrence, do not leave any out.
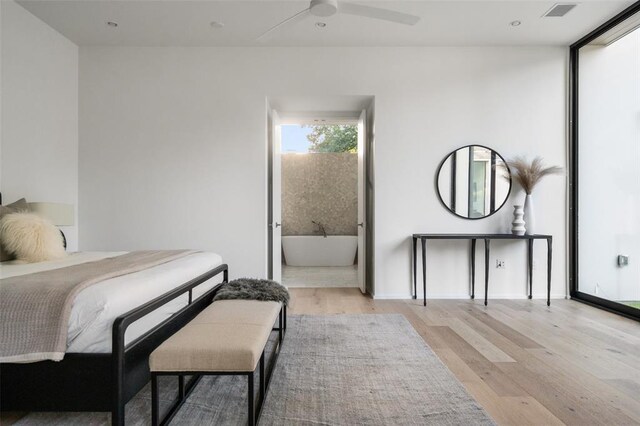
[421,238,427,306]
[527,239,533,299]
[413,237,417,300]
[547,237,552,307]
[484,239,490,306]
[470,239,476,299]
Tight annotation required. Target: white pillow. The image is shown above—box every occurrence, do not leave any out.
[0,212,66,263]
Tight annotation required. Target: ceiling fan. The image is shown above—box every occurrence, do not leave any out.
[257,0,420,41]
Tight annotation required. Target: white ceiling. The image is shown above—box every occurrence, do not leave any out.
[16,0,635,47]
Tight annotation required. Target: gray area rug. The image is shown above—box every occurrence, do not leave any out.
[16,314,494,425]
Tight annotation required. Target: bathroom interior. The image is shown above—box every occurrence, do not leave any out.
[280,123,359,288]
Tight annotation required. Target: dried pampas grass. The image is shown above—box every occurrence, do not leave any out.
[504,156,563,195]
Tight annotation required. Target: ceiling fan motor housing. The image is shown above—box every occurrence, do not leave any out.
[310,0,339,17]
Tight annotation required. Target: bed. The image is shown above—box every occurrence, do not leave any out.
[0,251,228,425]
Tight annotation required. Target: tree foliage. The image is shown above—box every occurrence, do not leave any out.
[305,125,358,153]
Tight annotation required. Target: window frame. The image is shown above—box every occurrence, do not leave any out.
[569,1,640,321]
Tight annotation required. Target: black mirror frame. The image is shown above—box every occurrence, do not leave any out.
[435,144,512,220]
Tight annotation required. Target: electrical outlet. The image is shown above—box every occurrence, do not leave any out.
[496,260,506,269]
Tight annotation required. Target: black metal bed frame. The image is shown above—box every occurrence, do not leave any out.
[0,263,229,425]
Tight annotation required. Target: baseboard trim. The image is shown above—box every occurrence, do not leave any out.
[371,294,412,300]
[373,293,567,300]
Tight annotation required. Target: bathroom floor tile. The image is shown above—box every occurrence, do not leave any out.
[282,265,358,288]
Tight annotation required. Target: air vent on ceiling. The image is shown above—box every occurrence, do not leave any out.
[543,3,577,18]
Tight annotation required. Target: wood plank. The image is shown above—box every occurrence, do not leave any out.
[429,326,529,397]
[465,382,565,426]
[486,303,640,382]
[497,360,638,425]
[466,306,545,349]
[445,318,516,363]
[435,348,562,425]
[526,348,640,423]
[604,379,640,399]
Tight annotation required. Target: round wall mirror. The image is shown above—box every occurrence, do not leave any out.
[436,145,511,219]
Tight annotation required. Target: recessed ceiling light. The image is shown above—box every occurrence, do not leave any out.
[510,20,522,27]
[210,21,225,29]
[315,22,327,28]
[106,21,118,28]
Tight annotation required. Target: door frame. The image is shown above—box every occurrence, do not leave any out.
[267,106,375,295]
[266,106,275,280]
[357,109,366,293]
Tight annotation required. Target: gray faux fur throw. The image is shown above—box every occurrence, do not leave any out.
[213,278,289,306]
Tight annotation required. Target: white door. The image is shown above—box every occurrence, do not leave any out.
[271,110,283,282]
[357,110,366,293]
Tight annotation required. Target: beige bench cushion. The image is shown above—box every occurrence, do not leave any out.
[149,300,281,373]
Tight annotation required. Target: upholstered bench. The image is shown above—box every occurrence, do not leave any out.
[149,299,286,426]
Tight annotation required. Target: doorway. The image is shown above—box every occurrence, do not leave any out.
[267,99,374,294]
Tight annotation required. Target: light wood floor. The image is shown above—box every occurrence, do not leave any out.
[3,290,639,425]
[289,288,640,426]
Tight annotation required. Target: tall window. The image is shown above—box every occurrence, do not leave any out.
[571,5,640,318]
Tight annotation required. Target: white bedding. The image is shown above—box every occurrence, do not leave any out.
[0,251,223,353]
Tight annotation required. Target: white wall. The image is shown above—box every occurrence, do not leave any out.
[579,30,640,302]
[0,0,79,250]
[79,46,567,298]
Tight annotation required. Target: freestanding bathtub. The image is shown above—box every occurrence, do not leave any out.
[282,235,357,267]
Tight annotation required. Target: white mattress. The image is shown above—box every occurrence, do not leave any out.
[1,251,223,353]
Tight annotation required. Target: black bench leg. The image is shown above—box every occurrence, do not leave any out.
[260,352,266,402]
[151,374,159,426]
[248,372,255,426]
[178,375,185,400]
[278,309,283,344]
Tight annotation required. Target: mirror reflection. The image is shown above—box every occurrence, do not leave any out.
[437,145,511,219]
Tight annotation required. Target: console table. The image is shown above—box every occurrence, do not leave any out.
[412,234,552,307]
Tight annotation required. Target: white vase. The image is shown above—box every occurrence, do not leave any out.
[523,194,535,235]
[512,205,526,235]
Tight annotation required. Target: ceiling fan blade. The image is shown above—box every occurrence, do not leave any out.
[339,2,420,25]
[256,7,311,42]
